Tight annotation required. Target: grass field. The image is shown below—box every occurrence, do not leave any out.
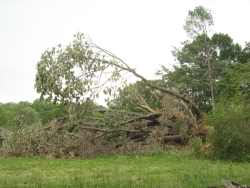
[0,149,249,188]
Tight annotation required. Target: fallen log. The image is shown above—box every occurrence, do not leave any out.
[132,137,146,142]
[130,134,145,139]
[145,120,161,127]
[162,135,182,142]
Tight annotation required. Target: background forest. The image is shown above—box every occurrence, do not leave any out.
[0,6,249,161]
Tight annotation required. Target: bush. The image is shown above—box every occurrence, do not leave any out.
[205,102,250,161]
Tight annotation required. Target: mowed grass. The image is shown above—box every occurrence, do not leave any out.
[0,149,249,188]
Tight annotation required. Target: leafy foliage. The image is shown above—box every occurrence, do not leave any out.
[0,100,68,127]
[0,105,17,127]
[206,102,250,161]
[15,106,40,126]
[110,80,164,112]
[184,6,213,38]
[35,33,139,120]
[31,99,68,124]
[158,20,248,112]
[216,62,250,102]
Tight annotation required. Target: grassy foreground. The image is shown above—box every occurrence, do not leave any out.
[0,149,249,188]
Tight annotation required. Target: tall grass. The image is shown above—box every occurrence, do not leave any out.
[0,149,249,187]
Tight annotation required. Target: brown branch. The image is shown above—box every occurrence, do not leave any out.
[162,135,182,142]
[119,112,162,126]
[179,99,195,119]
[82,122,106,127]
[139,105,156,113]
[79,126,151,133]
[95,133,107,138]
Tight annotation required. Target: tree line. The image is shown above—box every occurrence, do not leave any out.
[0,100,68,127]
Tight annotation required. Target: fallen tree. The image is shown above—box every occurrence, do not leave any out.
[0,33,213,158]
[35,33,202,121]
[31,33,211,151]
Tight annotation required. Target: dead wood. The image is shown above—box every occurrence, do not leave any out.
[139,105,156,113]
[162,135,182,142]
[119,112,162,126]
[145,120,161,127]
[82,122,106,127]
[132,137,146,142]
[192,125,214,135]
[165,130,179,136]
[79,126,151,134]
[130,134,145,139]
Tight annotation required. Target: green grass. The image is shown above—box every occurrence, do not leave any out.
[0,149,249,188]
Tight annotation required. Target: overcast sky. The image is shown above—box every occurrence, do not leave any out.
[0,0,249,105]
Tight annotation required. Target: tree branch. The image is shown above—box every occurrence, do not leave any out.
[79,126,151,133]
[119,112,162,126]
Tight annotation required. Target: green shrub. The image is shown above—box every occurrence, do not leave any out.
[205,102,250,161]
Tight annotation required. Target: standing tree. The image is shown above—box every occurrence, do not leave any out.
[159,7,245,112]
[162,32,242,112]
[183,6,216,107]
